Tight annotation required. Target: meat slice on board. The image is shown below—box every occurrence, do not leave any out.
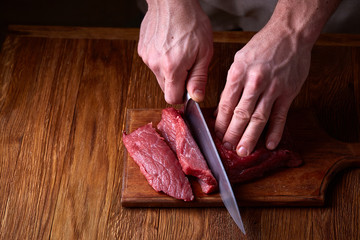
[204,111,303,184]
[123,123,194,201]
[157,108,218,194]
[214,136,303,183]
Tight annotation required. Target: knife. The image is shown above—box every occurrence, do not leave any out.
[183,93,246,235]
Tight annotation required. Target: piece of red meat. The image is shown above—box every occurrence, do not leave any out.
[123,123,194,201]
[205,113,303,184]
[157,108,218,194]
[214,135,302,183]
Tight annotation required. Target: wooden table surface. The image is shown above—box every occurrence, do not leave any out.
[0,25,359,240]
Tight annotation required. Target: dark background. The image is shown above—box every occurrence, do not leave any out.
[0,0,143,27]
[0,0,359,47]
[0,0,144,45]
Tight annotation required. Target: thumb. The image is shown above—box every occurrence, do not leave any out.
[186,59,210,102]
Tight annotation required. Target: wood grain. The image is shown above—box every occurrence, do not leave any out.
[0,26,359,240]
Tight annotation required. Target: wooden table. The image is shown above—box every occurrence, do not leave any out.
[0,25,359,239]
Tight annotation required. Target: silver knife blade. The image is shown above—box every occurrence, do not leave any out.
[183,93,246,235]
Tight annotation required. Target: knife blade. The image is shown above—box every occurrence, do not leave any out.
[183,93,246,235]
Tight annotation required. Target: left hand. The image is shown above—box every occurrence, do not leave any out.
[214,24,312,157]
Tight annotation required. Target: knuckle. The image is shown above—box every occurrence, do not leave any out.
[225,128,242,143]
[218,103,234,116]
[165,76,177,85]
[247,70,265,90]
[226,128,239,137]
[241,133,258,149]
[234,51,245,61]
[146,57,159,70]
[251,112,268,125]
[248,68,264,79]
[233,107,251,122]
[188,68,208,84]
[227,65,244,84]
[162,61,175,75]
[161,56,178,75]
[271,112,287,125]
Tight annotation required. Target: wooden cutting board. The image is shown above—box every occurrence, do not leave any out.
[121,108,360,207]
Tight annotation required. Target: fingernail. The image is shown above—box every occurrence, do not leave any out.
[223,142,234,150]
[267,141,276,150]
[192,89,204,102]
[237,146,248,157]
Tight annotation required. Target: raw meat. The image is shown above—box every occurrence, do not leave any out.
[205,113,303,184]
[214,134,302,183]
[123,123,194,201]
[157,108,218,194]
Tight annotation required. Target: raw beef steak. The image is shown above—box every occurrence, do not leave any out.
[205,113,303,184]
[157,108,218,194]
[123,123,194,201]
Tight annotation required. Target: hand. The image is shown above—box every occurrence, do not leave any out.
[215,24,312,157]
[138,0,213,104]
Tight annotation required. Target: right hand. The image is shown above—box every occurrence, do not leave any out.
[138,0,213,104]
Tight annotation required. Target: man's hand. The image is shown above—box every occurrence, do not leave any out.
[138,0,213,104]
[215,25,311,157]
[214,0,341,157]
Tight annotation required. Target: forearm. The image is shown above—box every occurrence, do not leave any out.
[143,0,207,43]
[267,0,342,47]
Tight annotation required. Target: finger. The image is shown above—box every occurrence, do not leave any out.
[148,59,165,92]
[162,44,199,104]
[221,87,261,150]
[163,60,188,104]
[214,64,245,140]
[155,74,165,92]
[236,96,275,157]
[187,45,213,102]
[163,74,186,104]
[265,97,293,150]
[159,51,189,104]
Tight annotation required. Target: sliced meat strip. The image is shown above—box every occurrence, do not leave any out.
[123,123,194,201]
[158,108,218,194]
